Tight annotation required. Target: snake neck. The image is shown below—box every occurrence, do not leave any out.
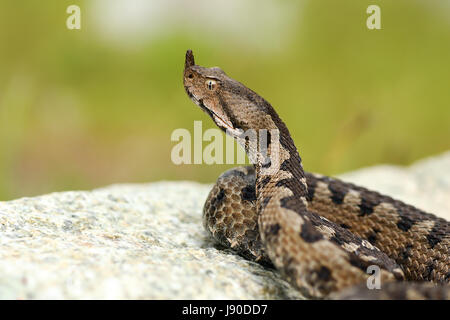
[251,110,310,214]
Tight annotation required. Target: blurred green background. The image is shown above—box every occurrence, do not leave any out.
[0,0,449,201]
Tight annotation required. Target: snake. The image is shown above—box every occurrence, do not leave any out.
[182,50,449,299]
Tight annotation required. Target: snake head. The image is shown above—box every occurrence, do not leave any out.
[183,50,277,138]
[183,49,239,135]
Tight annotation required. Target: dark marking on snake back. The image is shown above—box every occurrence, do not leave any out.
[299,222,323,243]
[280,196,307,213]
[258,176,271,189]
[426,225,444,248]
[268,223,281,236]
[367,228,380,245]
[276,178,306,194]
[367,233,377,245]
[397,216,415,232]
[306,175,317,202]
[277,175,308,214]
[316,266,332,282]
[358,194,382,216]
[264,223,281,245]
[211,188,225,208]
[241,185,256,202]
[327,181,348,205]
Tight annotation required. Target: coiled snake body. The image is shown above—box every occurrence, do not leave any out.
[183,50,449,299]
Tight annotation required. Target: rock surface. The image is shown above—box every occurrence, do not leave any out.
[0,151,449,299]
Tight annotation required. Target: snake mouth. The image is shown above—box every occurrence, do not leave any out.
[211,113,234,131]
[186,88,237,133]
[197,99,237,134]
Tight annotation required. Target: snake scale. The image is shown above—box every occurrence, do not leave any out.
[182,50,449,299]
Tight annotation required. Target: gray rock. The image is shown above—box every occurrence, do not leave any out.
[0,151,449,299]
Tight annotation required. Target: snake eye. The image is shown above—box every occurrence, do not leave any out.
[188,73,194,79]
[206,79,217,91]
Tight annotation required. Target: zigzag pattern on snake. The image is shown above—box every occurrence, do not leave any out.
[182,50,449,299]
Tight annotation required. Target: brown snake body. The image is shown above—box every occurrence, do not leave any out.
[182,50,449,299]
